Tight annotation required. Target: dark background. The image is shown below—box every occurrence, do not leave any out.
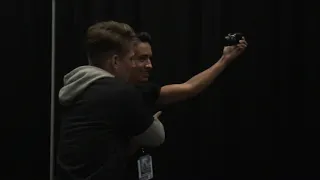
[2,0,319,179]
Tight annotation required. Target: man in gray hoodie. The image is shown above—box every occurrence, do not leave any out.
[56,21,165,180]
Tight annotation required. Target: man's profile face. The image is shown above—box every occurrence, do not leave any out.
[130,42,153,83]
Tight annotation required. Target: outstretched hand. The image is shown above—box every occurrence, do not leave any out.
[222,37,248,63]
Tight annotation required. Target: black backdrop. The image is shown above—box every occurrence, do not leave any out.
[3,0,320,179]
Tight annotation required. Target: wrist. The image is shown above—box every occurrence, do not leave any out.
[217,56,230,67]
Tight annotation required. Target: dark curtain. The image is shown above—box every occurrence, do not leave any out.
[3,0,319,179]
[2,0,51,179]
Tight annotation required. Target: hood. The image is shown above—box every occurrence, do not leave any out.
[58,65,114,106]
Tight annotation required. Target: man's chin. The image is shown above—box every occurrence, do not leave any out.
[139,76,149,82]
[129,75,149,84]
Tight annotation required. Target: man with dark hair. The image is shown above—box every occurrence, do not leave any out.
[126,31,248,179]
[56,21,165,180]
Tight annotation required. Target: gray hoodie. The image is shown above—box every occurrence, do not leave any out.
[59,65,114,106]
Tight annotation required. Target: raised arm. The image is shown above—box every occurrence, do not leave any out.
[156,38,248,105]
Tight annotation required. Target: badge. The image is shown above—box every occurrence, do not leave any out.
[137,154,153,180]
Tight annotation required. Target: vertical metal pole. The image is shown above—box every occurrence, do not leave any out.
[50,0,56,179]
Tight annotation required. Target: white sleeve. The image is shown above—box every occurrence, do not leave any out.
[132,118,165,147]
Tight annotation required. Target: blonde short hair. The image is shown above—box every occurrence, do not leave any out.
[86,21,136,65]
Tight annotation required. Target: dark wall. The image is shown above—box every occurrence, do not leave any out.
[2,0,319,179]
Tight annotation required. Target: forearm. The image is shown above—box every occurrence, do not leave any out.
[185,56,228,95]
[157,56,230,105]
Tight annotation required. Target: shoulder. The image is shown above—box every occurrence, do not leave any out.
[135,82,161,91]
[134,82,161,105]
[83,77,140,102]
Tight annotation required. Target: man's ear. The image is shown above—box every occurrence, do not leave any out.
[110,54,119,69]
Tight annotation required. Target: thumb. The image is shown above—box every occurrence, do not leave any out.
[153,111,162,119]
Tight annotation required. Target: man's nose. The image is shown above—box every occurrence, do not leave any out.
[145,59,152,69]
